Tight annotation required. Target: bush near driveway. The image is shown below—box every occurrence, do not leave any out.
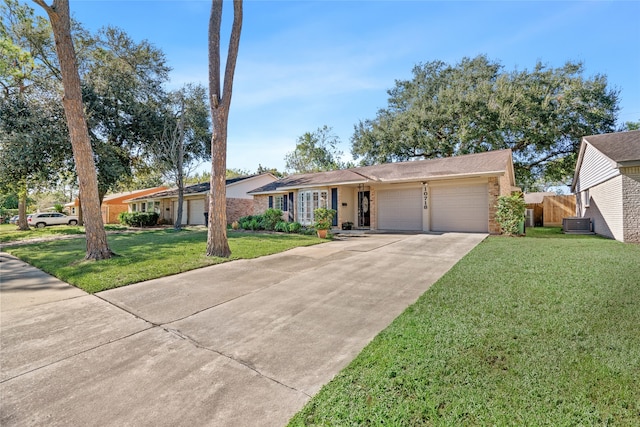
[5,229,323,293]
[290,230,640,425]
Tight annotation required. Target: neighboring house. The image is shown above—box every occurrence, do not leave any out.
[572,130,640,243]
[126,174,278,225]
[249,149,519,233]
[524,192,576,227]
[64,186,168,224]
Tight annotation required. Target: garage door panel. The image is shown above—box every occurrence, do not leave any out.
[431,183,488,232]
[377,188,422,230]
[188,199,205,225]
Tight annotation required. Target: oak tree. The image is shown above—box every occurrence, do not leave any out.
[351,56,619,190]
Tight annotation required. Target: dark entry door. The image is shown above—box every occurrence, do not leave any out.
[331,188,338,226]
[288,192,294,222]
[358,190,370,227]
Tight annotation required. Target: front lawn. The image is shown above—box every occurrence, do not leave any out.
[0,223,126,243]
[4,229,323,293]
[290,231,640,425]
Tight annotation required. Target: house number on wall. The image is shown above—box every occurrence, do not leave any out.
[423,186,428,209]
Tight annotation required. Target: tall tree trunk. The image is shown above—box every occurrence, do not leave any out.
[16,180,29,231]
[174,97,185,230]
[77,196,83,226]
[206,0,242,258]
[33,0,112,260]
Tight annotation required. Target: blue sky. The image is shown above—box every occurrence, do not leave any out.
[66,0,639,174]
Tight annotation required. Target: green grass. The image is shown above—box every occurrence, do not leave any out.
[290,231,640,426]
[5,229,322,293]
[0,223,126,243]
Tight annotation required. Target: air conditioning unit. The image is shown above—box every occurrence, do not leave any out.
[562,217,593,234]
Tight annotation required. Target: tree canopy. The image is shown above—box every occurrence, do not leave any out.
[285,125,349,174]
[2,1,176,203]
[351,55,619,190]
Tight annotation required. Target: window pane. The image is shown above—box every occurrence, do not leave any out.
[275,195,284,210]
[320,191,328,208]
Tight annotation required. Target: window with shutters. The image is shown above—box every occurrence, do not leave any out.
[275,195,284,210]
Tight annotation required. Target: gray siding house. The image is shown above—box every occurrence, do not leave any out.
[571,130,640,242]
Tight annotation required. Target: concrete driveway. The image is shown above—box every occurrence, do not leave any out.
[0,232,485,426]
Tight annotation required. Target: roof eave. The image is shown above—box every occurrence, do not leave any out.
[571,139,589,193]
[251,171,505,193]
[250,179,370,194]
[421,170,506,182]
[617,160,640,168]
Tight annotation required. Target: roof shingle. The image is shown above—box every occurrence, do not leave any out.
[584,130,640,163]
[128,175,259,201]
[250,149,513,193]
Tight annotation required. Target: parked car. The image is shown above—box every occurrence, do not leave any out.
[9,215,19,224]
[28,212,79,228]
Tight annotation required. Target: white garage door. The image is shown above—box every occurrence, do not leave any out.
[431,183,488,232]
[173,201,188,225]
[377,188,422,230]
[188,199,206,225]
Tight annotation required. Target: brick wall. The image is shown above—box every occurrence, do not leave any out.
[369,187,377,230]
[488,177,501,234]
[226,198,255,224]
[499,172,513,196]
[252,195,269,216]
[622,166,640,243]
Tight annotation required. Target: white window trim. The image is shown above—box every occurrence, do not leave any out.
[583,189,590,208]
[297,190,328,225]
[275,195,284,210]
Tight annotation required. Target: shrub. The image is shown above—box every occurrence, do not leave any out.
[495,193,526,235]
[238,215,255,230]
[274,221,289,233]
[301,226,317,236]
[288,222,302,233]
[118,212,159,227]
[262,208,283,231]
[248,218,262,230]
[231,221,239,230]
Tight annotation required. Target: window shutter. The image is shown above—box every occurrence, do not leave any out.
[268,196,273,208]
[283,195,288,211]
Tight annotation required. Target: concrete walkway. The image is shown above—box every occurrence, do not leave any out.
[0,232,486,426]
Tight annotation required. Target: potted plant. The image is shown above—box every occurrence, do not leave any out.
[313,207,336,239]
[341,221,353,230]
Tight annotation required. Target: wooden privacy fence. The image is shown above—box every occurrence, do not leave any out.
[543,195,576,226]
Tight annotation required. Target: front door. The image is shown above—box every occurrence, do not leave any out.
[358,190,370,227]
[331,188,338,227]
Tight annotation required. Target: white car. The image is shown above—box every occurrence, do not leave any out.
[28,212,79,228]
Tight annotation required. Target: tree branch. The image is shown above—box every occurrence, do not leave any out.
[221,0,242,110]
[208,0,222,109]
